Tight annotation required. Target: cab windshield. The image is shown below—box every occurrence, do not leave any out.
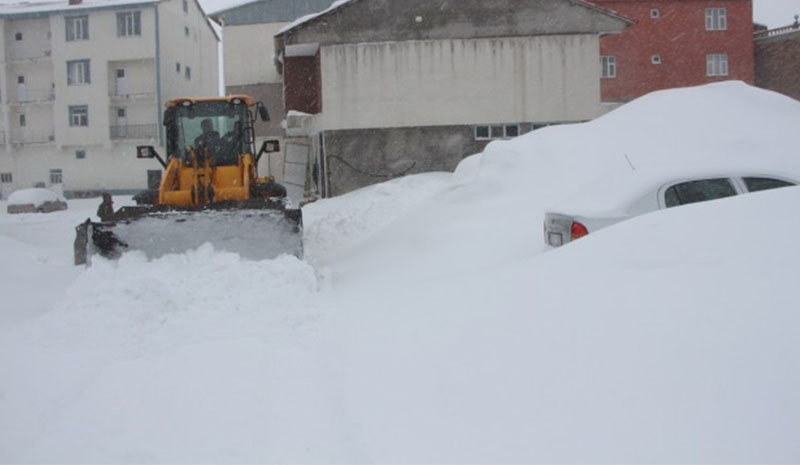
[167,101,249,164]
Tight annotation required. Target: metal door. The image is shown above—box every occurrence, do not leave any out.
[283,141,309,206]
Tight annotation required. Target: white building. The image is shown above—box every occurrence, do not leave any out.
[0,0,219,199]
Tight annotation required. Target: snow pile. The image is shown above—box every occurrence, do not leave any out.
[7,187,64,207]
[324,82,800,287]
[2,82,800,462]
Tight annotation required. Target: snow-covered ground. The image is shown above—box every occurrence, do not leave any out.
[2,82,800,463]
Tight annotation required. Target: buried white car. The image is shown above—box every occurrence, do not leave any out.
[544,172,797,247]
[6,188,68,214]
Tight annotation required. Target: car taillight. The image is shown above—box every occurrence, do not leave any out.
[570,221,589,240]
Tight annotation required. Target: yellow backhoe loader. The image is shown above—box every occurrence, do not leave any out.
[74,95,302,265]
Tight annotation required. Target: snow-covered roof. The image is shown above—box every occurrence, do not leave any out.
[278,0,356,35]
[277,0,632,36]
[0,0,160,16]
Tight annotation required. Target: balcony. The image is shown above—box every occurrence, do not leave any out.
[110,124,157,140]
[11,132,55,146]
[9,49,52,63]
[109,90,156,102]
[12,88,55,105]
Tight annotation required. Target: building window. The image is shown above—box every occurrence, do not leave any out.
[117,11,142,37]
[67,59,91,85]
[75,150,86,159]
[185,66,191,80]
[50,169,63,184]
[651,54,662,65]
[15,32,22,41]
[474,124,520,140]
[66,16,89,41]
[705,8,727,30]
[176,62,181,72]
[0,173,12,183]
[650,9,660,19]
[117,107,127,118]
[69,105,89,126]
[185,26,189,36]
[706,53,729,76]
[183,0,188,12]
[19,114,26,127]
[17,75,24,84]
[601,55,617,78]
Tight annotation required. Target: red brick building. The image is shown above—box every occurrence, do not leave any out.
[591,0,755,102]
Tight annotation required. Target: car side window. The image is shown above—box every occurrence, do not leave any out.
[663,178,737,208]
[742,177,795,193]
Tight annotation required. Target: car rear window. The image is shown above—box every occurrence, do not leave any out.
[664,178,737,208]
[742,177,795,193]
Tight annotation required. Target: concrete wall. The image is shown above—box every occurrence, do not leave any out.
[284,0,627,46]
[320,35,604,130]
[323,124,537,195]
[224,21,287,86]
[755,29,800,102]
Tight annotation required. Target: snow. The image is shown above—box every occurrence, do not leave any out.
[6,187,64,207]
[2,82,800,462]
[278,0,356,34]
[0,0,161,15]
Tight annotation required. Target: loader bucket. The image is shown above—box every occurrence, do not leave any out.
[74,202,303,266]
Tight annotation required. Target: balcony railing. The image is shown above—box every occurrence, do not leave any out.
[755,21,800,39]
[110,124,157,140]
[11,133,55,145]
[10,49,52,62]
[14,88,55,104]
[109,90,156,101]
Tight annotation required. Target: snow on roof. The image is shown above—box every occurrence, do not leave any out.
[0,0,159,16]
[278,0,357,35]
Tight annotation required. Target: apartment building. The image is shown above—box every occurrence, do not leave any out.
[591,0,755,103]
[0,0,219,199]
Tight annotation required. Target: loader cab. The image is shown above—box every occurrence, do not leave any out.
[164,98,255,166]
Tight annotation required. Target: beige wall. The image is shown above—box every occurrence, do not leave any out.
[223,22,288,86]
[320,35,605,130]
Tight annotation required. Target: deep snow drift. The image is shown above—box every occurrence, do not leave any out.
[2,82,800,463]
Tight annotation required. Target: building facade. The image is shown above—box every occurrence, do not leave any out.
[0,0,219,199]
[210,0,333,186]
[591,0,755,103]
[754,19,800,102]
[275,0,629,199]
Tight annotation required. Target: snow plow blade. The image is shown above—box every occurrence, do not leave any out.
[74,200,302,266]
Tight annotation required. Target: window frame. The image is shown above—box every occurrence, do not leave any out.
[705,7,727,31]
[185,66,192,80]
[19,114,26,127]
[474,124,521,141]
[49,169,63,185]
[650,9,660,19]
[706,53,729,77]
[117,11,142,37]
[0,173,12,183]
[67,59,91,85]
[659,177,740,209]
[68,105,89,127]
[75,150,86,160]
[601,55,617,78]
[651,54,662,65]
[65,15,89,41]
